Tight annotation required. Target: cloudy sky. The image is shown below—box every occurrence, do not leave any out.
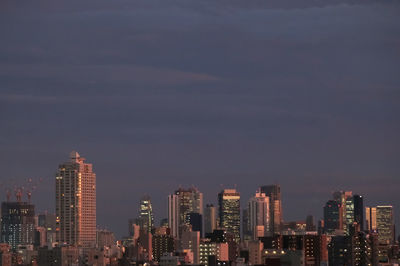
[1,0,399,237]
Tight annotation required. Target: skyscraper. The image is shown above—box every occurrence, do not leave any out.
[247,191,270,239]
[323,200,342,234]
[260,185,282,234]
[55,151,96,247]
[204,204,217,235]
[366,207,377,232]
[333,191,353,234]
[168,194,180,238]
[218,189,240,243]
[167,187,203,239]
[137,195,154,233]
[353,195,364,230]
[376,206,394,245]
[1,201,35,249]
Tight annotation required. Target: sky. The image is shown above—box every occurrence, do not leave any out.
[0,0,399,238]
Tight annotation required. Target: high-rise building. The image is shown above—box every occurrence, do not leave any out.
[55,151,96,247]
[167,187,203,239]
[137,195,154,234]
[333,191,353,234]
[218,189,240,243]
[247,191,270,239]
[204,204,217,235]
[366,207,377,232]
[376,205,394,245]
[323,200,342,234]
[260,185,282,234]
[1,201,35,249]
[353,195,364,230]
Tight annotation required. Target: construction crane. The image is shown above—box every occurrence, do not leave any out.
[1,177,44,203]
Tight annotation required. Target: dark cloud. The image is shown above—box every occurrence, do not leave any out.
[0,0,399,237]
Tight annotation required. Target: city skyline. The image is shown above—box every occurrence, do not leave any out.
[1,150,397,240]
[1,1,400,263]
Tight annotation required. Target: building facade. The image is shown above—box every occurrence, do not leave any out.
[260,185,282,234]
[0,201,35,249]
[218,189,240,243]
[55,151,96,247]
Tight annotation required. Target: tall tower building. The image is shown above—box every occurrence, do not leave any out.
[218,189,240,243]
[323,200,343,234]
[260,185,282,234]
[167,187,203,239]
[1,201,35,249]
[353,195,364,230]
[137,195,154,234]
[168,194,180,238]
[204,204,217,235]
[247,191,270,239]
[366,207,377,232]
[333,191,353,234]
[376,206,394,245]
[55,151,96,247]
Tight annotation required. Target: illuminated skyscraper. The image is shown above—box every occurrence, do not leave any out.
[55,151,96,247]
[204,204,217,235]
[376,206,394,245]
[333,191,353,234]
[1,201,35,249]
[260,185,282,234]
[218,189,240,243]
[137,195,154,234]
[167,187,203,239]
[366,207,377,232]
[247,191,270,239]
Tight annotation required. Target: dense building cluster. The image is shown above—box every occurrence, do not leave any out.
[0,152,398,265]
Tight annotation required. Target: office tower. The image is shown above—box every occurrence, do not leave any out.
[248,191,270,239]
[137,195,154,234]
[353,195,364,230]
[306,215,316,231]
[1,201,35,249]
[204,204,217,235]
[218,189,240,243]
[323,200,343,234]
[55,151,96,247]
[376,206,394,245]
[366,207,377,232]
[168,187,203,238]
[185,213,202,236]
[333,191,353,233]
[260,185,282,234]
[168,194,180,238]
